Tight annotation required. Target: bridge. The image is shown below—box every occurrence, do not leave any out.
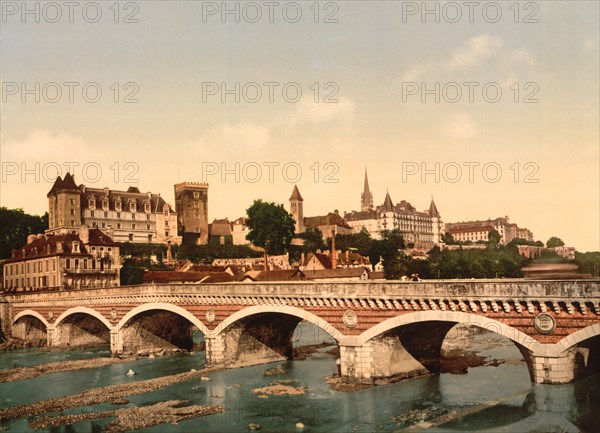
[1,280,599,385]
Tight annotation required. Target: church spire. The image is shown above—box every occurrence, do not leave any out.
[361,168,374,211]
[428,195,441,218]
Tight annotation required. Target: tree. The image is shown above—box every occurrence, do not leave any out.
[0,207,48,259]
[487,230,501,245]
[299,227,326,252]
[246,200,295,269]
[546,237,565,248]
[442,232,455,245]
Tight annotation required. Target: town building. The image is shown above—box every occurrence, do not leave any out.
[445,216,533,245]
[47,173,180,244]
[343,170,445,250]
[174,182,209,244]
[289,186,353,237]
[231,217,250,245]
[3,225,120,291]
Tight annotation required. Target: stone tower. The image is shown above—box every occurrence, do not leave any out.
[361,168,374,211]
[174,182,209,244]
[428,196,444,245]
[47,173,82,232]
[289,185,304,234]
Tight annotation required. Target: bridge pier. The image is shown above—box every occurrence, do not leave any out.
[527,346,597,385]
[340,322,454,384]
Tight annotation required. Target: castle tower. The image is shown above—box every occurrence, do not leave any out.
[428,196,444,245]
[361,168,374,211]
[174,182,209,244]
[289,185,304,234]
[47,173,82,232]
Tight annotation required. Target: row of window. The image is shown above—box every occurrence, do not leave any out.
[88,198,171,215]
[4,275,56,290]
[4,258,58,276]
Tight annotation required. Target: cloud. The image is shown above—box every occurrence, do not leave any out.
[220,122,271,149]
[284,96,356,125]
[445,34,504,71]
[403,64,427,82]
[2,130,92,161]
[442,113,478,139]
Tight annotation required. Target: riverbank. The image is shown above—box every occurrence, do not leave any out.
[0,356,138,383]
[29,400,224,433]
[0,365,224,422]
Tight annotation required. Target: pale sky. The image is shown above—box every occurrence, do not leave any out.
[1,1,599,251]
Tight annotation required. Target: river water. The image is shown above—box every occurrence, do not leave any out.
[1,323,598,433]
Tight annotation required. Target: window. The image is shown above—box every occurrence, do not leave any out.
[70,219,75,226]
[145,203,151,213]
[130,202,136,212]
[193,191,199,199]
[38,261,42,272]
[75,259,79,269]
[132,224,136,230]
[146,224,150,230]
[148,234,153,242]
[70,198,74,205]
[104,211,108,218]
[101,222,106,228]
[132,213,136,219]
[147,214,151,220]
[117,212,121,218]
[66,259,71,269]
[72,242,80,253]
[128,234,133,241]
[92,222,98,228]
[83,259,88,269]
[116,201,122,211]
[89,198,95,209]
[70,208,75,215]
[102,199,109,210]
[90,211,95,217]
[91,259,96,270]
[116,223,121,229]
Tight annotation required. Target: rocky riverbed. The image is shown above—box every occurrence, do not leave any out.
[29,400,224,432]
[0,366,223,422]
[0,356,137,382]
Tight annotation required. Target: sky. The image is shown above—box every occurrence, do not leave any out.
[1,1,599,251]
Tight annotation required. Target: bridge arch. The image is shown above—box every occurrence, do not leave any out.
[356,310,541,352]
[54,307,113,330]
[212,304,342,341]
[12,310,50,328]
[116,302,210,335]
[555,323,600,354]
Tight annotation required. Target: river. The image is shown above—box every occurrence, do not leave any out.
[1,323,598,433]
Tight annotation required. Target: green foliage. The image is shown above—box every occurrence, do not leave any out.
[487,230,501,245]
[0,207,48,259]
[410,246,529,279]
[574,251,600,277]
[546,236,565,248]
[442,232,456,245]
[120,259,145,285]
[246,200,295,255]
[118,242,262,264]
[299,227,326,252]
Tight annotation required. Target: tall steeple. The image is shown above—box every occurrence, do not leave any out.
[289,185,304,234]
[428,195,441,218]
[382,189,394,212]
[361,168,374,211]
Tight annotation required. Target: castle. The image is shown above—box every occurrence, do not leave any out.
[46,174,211,245]
[343,170,445,250]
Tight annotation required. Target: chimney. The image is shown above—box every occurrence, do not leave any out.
[79,225,90,244]
[331,232,337,269]
[27,234,36,244]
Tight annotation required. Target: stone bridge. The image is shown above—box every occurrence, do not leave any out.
[1,280,599,385]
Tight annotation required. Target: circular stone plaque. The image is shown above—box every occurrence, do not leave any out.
[343,310,358,328]
[206,308,216,324]
[534,313,556,335]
